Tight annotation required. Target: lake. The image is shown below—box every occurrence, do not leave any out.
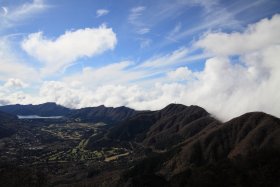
[17,115,63,119]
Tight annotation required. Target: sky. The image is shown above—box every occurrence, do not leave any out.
[0,0,280,121]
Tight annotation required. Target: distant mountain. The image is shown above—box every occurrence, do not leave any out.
[0,103,138,124]
[68,105,138,124]
[0,102,71,116]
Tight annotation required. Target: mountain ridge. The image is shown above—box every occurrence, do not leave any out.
[0,102,279,186]
[116,110,280,186]
[0,103,138,124]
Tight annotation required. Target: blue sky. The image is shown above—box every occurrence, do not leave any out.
[0,0,280,120]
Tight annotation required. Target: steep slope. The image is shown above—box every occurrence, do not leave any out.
[108,104,216,149]
[108,110,158,141]
[143,104,216,150]
[161,112,280,176]
[0,111,18,138]
[0,110,18,123]
[119,111,280,186]
[0,102,71,116]
[68,105,137,124]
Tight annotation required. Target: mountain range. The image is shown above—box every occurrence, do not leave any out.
[0,103,279,186]
[0,102,137,124]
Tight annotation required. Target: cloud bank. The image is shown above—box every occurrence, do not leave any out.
[1,14,280,121]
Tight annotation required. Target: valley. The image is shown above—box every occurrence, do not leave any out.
[0,119,142,186]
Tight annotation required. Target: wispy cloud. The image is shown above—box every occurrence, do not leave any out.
[128,6,150,35]
[162,0,269,47]
[96,9,109,17]
[140,47,189,68]
[137,28,150,35]
[128,6,146,25]
[0,0,48,30]
[139,38,152,48]
[1,7,8,16]
[0,37,40,82]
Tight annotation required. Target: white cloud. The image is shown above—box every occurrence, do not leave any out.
[128,6,146,24]
[0,0,48,29]
[0,37,40,82]
[140,47,189,68]
[0,38,40,105]
[128,6,151,36]
[140,38,152,48]
[0,83,39,105]
[167,23,182,39]
[1,7,8,16]
[167,67,193,81]
[180,46,280,121]
[4,78,28,89]
[196,14,280,56]
[38,81,139,109]
[137,28,150,35]
[158,0,267,48]
[39,81,82,108]
[63,61,142,88]
[96,9,109,17]
[188,0,218,12]
[38,14,280,121]
[1,14,280,122]
[177,15,280,120]
[22,24,117,76]
[9,0,46,19]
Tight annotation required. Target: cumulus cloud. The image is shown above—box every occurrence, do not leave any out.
[39,14,280,121]
[179,15,280,120]
[38,81,148,109]
[196,14,280,56]
[22,24,117,75]
[4,78,28,89]
[180,46,280,120]
[96,9,109,17]
[0,82,39,105]
[167,67,193,81]
[2,14,280,122]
